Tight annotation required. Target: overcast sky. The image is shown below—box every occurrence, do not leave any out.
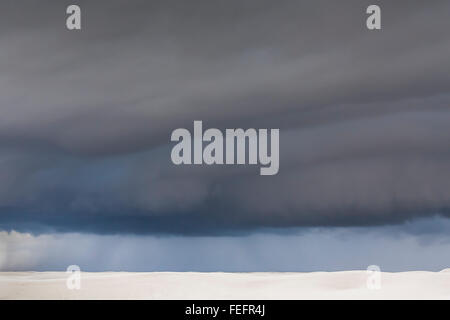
[0,0,450,271]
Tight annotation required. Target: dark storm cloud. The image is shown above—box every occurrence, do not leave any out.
[3,217,450,271]
[0,0,450,234]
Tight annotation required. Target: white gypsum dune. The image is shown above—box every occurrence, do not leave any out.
[1,270,450,300]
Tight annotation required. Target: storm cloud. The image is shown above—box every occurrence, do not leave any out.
[0,0,450,234]
[3,217,450,272]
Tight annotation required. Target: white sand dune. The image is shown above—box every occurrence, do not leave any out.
[1,270,450,299]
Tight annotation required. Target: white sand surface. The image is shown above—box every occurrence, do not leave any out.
[1,270,449,299]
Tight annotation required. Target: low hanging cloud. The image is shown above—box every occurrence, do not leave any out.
[2,217,450,272]
[0,0,450,234]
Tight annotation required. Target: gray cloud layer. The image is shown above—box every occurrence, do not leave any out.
[0,1,450,234]
[3,217,450,272]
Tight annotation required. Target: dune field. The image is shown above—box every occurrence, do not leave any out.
[1,270,449,299]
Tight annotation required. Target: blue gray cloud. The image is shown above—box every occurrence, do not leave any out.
[0,0,449,235]
[2,217,450,272]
